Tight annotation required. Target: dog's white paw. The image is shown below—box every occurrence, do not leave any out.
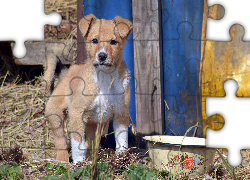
[114,126,128,154]
[71,135,87,164]
[115,148,127,155]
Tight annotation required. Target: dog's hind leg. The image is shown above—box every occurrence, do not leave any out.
[44,53,68,96]
[45,97,68,162]
[44,53,57,96]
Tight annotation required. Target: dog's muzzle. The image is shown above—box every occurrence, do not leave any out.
[94,52,112,68]
[98,52,107,62]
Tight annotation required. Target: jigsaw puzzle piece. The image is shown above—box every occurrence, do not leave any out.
[206,79,250,167]
[133,0,159,43]
[133,41,161,95]
[0,0,61,58]
[161,0,227,41]
[161,0,205,41]
[16,42,76,68]
[84,69,138,150]
[42,42,76,96]
[201,24,250,135]
[133,75,162,138]
[207,3,225,21]
[164,93,203,137]
[162,21,203,137]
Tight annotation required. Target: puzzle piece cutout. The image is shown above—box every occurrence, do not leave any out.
[207,0,250,40]
[0,0,61,58]
[206,79,250,167]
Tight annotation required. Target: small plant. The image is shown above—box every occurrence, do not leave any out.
[42,161,112,180]
[42,163,69,180]
[123,163,170,180]
[55,163,67,174]
[0,162,24,180]
[216,149,236,179]
[44,163,54,173]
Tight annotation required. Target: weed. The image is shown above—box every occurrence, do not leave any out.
[44,163,54,173]
[43,161,113,180]
[123,163,170,180]
[0,162,24,180]
[216,149,236,179]
[55,163,67,174]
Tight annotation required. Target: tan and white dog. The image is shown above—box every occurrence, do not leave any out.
[44,14,132,164]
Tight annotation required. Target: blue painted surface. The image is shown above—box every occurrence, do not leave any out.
[161,0,204,137]
[83,0,136,146]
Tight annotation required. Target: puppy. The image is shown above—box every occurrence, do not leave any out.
[44,14,132,164]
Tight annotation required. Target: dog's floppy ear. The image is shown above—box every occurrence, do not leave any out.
[113,16,133,38]
[79,14,96,38]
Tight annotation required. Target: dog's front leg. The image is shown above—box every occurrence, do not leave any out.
[68,108,87,164]
[113,113,129,153]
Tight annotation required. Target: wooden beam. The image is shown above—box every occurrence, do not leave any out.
[132,0,163,145]
[15,42,76,65]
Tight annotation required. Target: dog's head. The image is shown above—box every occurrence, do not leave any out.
[79,14,132,70]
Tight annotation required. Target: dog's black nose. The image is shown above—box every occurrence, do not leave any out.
[98,52,107,61]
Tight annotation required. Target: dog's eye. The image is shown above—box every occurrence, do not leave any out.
[92,39,98,44]
[110,40,117,45]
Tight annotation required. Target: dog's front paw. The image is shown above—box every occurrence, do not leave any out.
[115,147,127,155]
[72,154,86,165]
[72,147,87,165]
[71,136,87,164]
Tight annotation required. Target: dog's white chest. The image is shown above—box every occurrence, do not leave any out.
[89,68,128,122]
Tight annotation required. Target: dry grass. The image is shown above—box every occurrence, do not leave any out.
[221,149,250,179]
[194,149,250,179]
[44,0,77,44]
[0,75,56,159]
[45,0,77,23]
